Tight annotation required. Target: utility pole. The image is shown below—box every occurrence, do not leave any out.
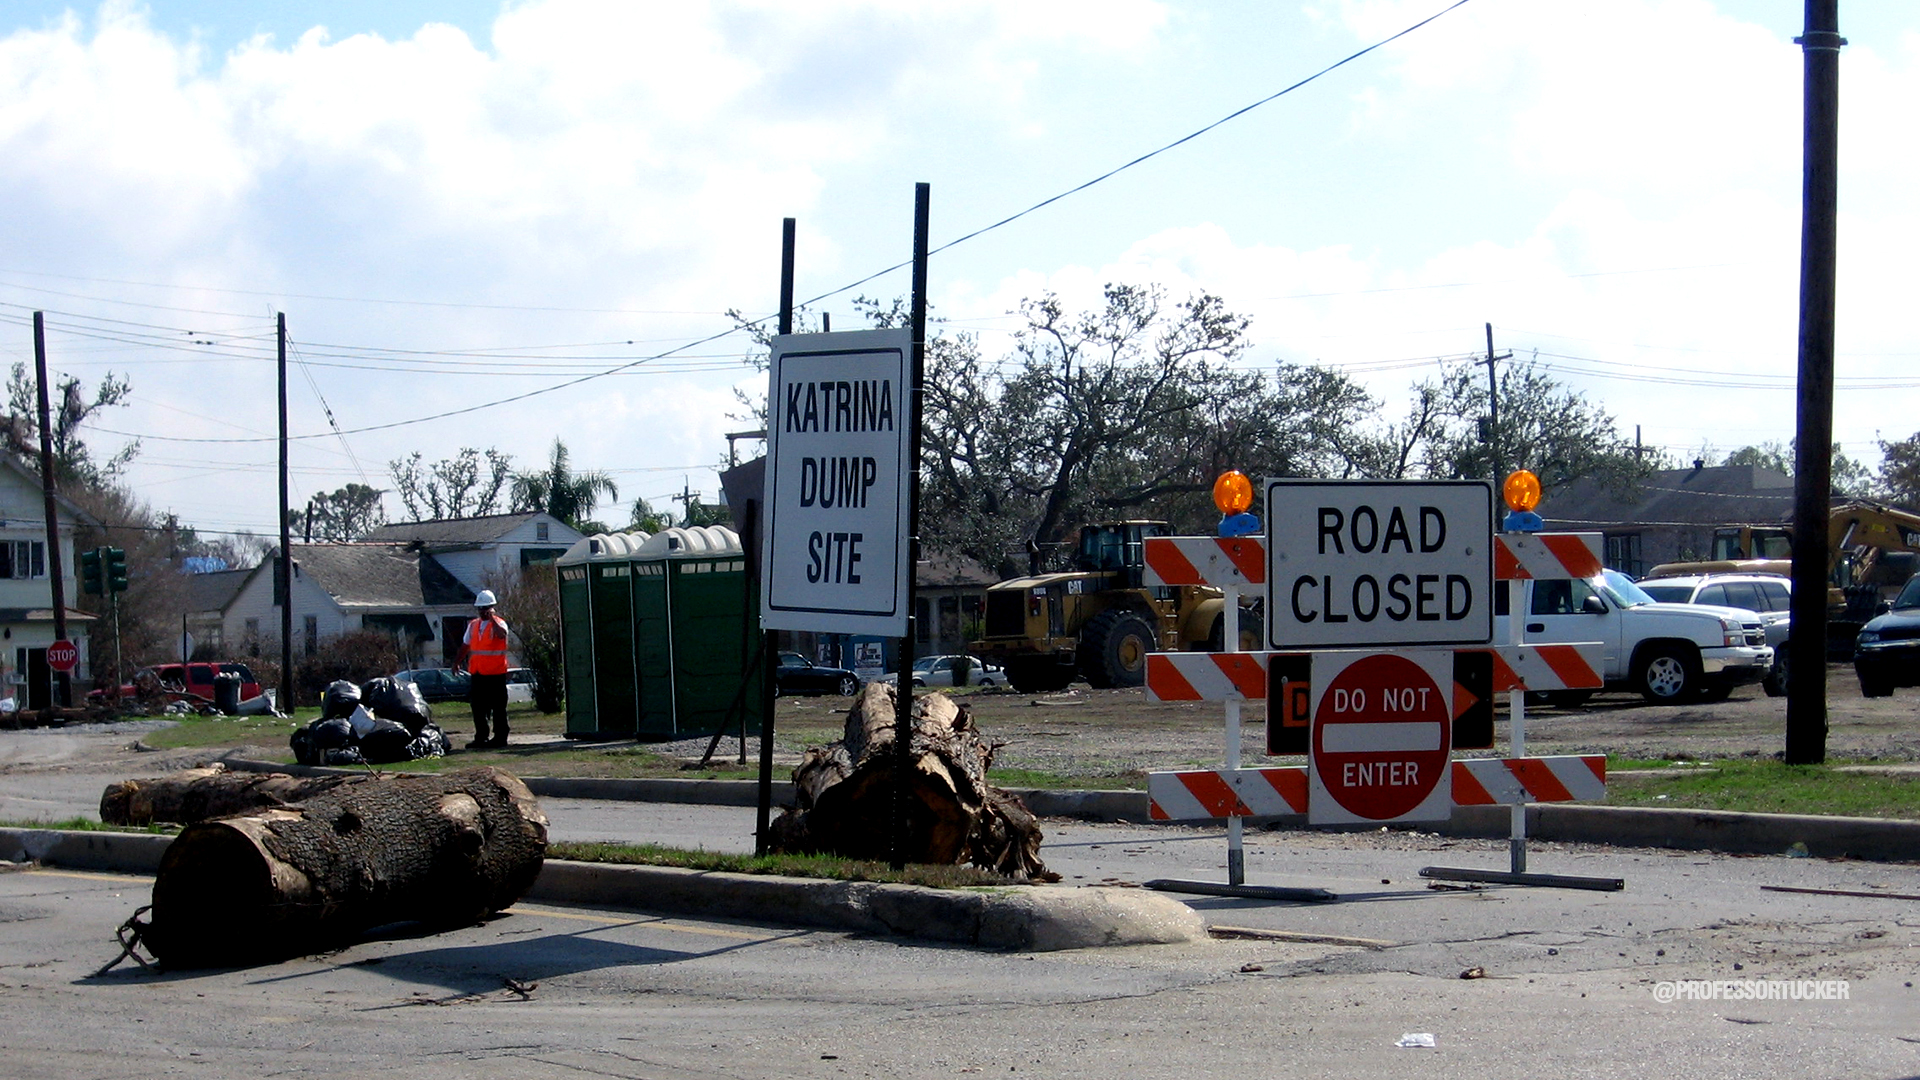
[1786,0,1844,765]
[1483,323,1512,522]
[672,479,699,525]
[278,312,294,713]
[33,313,70,708]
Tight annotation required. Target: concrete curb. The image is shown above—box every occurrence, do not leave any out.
[218,757,1920,861]
[0,827,1206,952]
[529,861,1205,950]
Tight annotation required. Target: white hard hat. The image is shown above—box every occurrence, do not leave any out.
[474,590,497,607]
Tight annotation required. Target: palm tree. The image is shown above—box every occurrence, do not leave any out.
[510,440,618,530]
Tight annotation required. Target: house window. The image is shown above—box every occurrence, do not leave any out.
[536,521,550,542]
[520,547,566,567]
[1605,534,1643,578]
[304,615,318,656]
[0,540,46,579]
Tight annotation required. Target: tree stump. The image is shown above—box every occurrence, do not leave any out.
[768,682,1052,879]
[100,763,361,826]
[143,766,548,967]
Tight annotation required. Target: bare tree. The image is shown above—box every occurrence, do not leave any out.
[389,448,513,521]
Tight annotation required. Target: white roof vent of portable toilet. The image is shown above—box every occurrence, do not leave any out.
[638,526,742,558]
[558,531,651,565]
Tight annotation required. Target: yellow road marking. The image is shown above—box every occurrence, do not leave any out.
[504,904,774,941]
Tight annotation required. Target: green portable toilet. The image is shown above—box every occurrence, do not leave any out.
[633,526,763,739]
[556,536,597,736]
[557,531,650,739]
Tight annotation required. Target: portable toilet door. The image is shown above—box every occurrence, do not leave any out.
[586,533,644,736]
[556,537,597,737]
[630,551,674,738]
[650,526,763,739]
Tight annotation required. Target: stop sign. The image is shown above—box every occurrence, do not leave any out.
[45,639,78,673]
[1308,651,1452,824]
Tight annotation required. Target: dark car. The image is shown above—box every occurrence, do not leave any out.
[393,667,472,704]
[774,652,861,697]
[1855,574,1920,697]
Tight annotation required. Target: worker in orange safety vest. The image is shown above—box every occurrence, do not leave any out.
[454,590,511,749]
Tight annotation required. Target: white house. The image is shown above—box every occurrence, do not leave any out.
[359,512,582,594]
[224,543,477,667]
[0,455,97,707]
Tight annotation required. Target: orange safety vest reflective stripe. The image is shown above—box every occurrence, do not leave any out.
[467,616,510,676]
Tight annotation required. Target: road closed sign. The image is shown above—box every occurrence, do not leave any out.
[1266,479,1492,649]
[761,328,913,637]
[1308,650,1452,825]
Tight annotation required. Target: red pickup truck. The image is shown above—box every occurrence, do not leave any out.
[89,662,263,703]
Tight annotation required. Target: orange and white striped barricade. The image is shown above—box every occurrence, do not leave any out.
[1494,532,1603,581]
[1142,535,1266,588]
[1450,755,1606,805]
[1147,756,1606,821]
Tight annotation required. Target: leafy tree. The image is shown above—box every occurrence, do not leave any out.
[489,564,563,713]
[1879,431,1920,507]
[389,448,512,521]
[1,363,138,485]
[509,439,617,531]
[1708,440,1873,498]
[629,497,673,533]
[292,483,388,541]
[1411,356,1650,498]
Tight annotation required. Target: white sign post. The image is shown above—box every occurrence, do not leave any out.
[761,328,913,637]
[1265,479,1493,649]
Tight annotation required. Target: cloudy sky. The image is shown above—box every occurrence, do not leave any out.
[0,0,1913,543]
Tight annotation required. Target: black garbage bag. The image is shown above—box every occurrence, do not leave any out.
[308,716,355,750]
[361,677,431,734]
[289,727,317,766]
[320,745,365,767]
[357,718,416,765]
[406,722,450,761]
[321,680,363,720]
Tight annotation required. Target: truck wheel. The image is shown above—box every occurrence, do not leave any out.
[1859,674,1895,698]
[1005,658,1074,694]
[1081,609,1155,689]
[1636,645,1698,703]
[1763,654,1788,697]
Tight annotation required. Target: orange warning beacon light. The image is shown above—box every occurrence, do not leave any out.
[1214,470,1260,537]
[1502,469,1544,532]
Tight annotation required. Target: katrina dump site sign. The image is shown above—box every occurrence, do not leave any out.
[762,328,913,637]
[1266,479,1493,649]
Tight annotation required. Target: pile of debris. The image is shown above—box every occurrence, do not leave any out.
[290,678,450,767]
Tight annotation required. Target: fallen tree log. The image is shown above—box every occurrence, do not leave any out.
[100,763,361,826]
[768,682,1052,880]
[142,766,547,967]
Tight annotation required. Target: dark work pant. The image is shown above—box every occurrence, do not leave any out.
[469,672,509,742]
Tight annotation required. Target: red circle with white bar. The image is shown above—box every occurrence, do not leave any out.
[1312,652,1449,820]
[46,639,78,673]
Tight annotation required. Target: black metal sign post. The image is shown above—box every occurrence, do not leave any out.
[754,217,798,857]
[890,183,929,871]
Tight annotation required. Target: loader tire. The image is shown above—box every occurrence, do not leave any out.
[1079,609,1155,689]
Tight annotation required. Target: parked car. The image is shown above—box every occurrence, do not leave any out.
[774,652,861,697]
[393,667,471,704]
[900,654,1005,688]
[1495,569,1772,703]
[87,662,262,704]
[505,667,537,704]
[1855,573,1920,697]
[1636,572,1792,696]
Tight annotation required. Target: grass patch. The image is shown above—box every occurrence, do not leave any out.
[988,767,1144,791]
[1606,760,1920,820]
[546,841,1024,889]
[0,816,173,834]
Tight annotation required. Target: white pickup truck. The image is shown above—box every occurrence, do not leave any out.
[1495,569,1773,703]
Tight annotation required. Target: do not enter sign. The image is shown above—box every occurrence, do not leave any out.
[45,639,78,673]
[1308,651,1452,825]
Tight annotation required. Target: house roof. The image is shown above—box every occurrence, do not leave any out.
[1,453,101,527]
[359,512,573,547]
[917,549,999,588]
[181,568,251,614]
[284,544,475,610]
[1545,464,1797,530]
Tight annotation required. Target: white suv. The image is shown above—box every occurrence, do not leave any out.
[1636,573,1791,696]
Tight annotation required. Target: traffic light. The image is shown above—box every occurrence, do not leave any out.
[80,547,103,595]
[105,546,128,593]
